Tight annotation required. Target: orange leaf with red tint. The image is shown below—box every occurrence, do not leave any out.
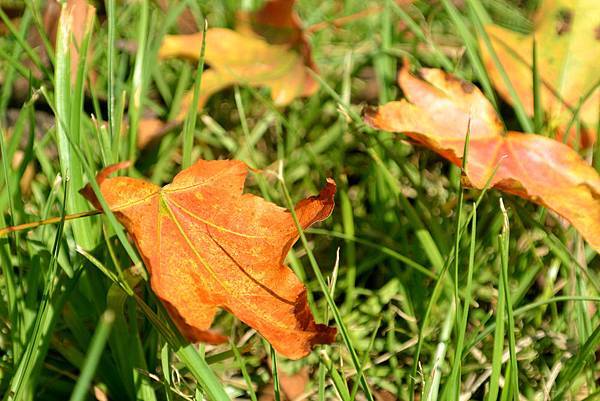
[364,63,600,251]
[81,159,336,359]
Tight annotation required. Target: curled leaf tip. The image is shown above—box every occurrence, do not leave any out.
[79,161,133,207]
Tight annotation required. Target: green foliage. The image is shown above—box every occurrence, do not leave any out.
[0,1,598,400]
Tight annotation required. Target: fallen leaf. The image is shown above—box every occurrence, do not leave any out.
[259,367,309,401]
[139,1,317,148]
[481,0,600,147]
[0,4,24,36]
[240,0,315,71]
[11,150,36,196]
[81,159,337,359]
[159,27,316,109]
[137,118,181,149]
[156,0,198,34]
[373,389,398,401]
[363,62,600,251]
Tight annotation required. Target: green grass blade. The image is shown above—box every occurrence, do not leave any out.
[532,38,543,133]
[68,310,115,401]
[279,176,374,401]
[270,345,281,401]
[552,324,600,401]
[54,2,96,250]
[446,206,477,399]
[387,0,454,71]
[467,0,534,133]
[498,200,519,401]
[182,20,208,169]
[127,0,150,164]
[106,0,119,164]
[441,0,498,110]
[230,340,258,401]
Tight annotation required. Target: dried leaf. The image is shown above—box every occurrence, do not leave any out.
[240,0,315,70]
[364,63,600,251]
[81,159,337,359]
[156,0,198,34]
[139,1,317,148]
[12,150,36,196]
[481,0,600,147]
[159,28,316,110]
[259,367,309,401]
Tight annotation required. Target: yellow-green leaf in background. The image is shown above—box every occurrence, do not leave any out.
[481,0,600,148]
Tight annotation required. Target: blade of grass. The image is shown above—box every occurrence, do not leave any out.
[424,124,472,401]
[4,182,73,401]
[498,199,519,401]
[160,344,174,401]
[532,38,543,133]
[408,159,500,401]
[387,0,454,71]
[339,184,357,311]
[467,0,534,133]
[106,0,119,164]
[270,345,281,401]
[230,340,258,401]
[446,206,477,399]
[368,149,444,272]
[318,351,351,401]
[423,304,455,401]
[54,2,96,250]
[440,0,498,110]
[0,9,33,120]
[486,244,505,401]
[308,229,435,279]
[464,296,600,358]
[23,0,55,66]
[278,172,374,401]
[68,310,115,401]
[552,323,600,401]
[181,19,208,169]
[350,318,382,400]
[0,7,52,80]
[127,0,150,164]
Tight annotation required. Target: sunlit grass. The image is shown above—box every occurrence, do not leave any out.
[0,1,598,400]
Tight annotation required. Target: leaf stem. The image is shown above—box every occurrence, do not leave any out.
[0,210,102,237]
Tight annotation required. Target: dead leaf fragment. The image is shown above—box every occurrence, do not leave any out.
[81,159,337,359]
[364,63,600,251]
[481,0,600,147]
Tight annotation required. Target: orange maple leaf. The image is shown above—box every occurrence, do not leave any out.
[81,159,337,359]
[364,62,600,251]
